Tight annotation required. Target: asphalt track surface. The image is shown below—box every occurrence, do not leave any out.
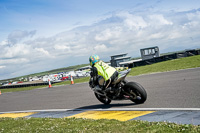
[1,67,200,112]
[0,68,200,125]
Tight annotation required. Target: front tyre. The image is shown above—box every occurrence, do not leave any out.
[94,92,111,105]
[123,82,147,104]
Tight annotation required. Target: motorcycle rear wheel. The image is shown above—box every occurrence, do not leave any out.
[94,92,111,105]
[123,82,147,104]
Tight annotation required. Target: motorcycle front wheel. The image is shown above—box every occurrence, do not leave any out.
[94,92,111,105]
[123,82,147,104]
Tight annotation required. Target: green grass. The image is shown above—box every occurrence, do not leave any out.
[129,55,200,76]
[1,55,200,94]
[0,85,47,93]
[0,117,199,133]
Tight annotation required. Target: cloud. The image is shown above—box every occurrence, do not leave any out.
[93,44,108,52]
[0,58,29,65]
[6,30,36,45]
[0,40,8,46]
[35,47,55,58]
[0,66,6,69]
[1,43,31,58]
[95,27,122,41]
[54,44,70,50]
[117,11,148,30]
[148,14,173,25]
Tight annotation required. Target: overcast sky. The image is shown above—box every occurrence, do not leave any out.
[0,0,200,80]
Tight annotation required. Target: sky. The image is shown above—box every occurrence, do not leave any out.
[0,0,200,80]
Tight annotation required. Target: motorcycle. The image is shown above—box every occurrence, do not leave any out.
[89,69,147,104]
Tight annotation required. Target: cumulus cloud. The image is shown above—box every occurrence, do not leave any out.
[0,66,6,69]
[148,14,173,25]
[95,27,122,41]
[7,30,36,45]
[1,43,31,58]
[54,44,70,50]
[117,11,148,30]
[187,10,200,20]
[93,44,108,52]
[35,48,55,58]
[0,40,8,46]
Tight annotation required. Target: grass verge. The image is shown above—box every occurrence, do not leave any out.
[0,117,199,133]
[129,55,200,76]
[0,85,47,93]
[1,55,200,94]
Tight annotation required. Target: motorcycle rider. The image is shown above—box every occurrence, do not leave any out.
[89,55,118,92]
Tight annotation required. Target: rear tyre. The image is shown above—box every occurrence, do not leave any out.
[94,92,111,105]
[123,82,147,104]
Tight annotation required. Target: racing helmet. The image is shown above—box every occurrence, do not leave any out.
[89,55,100,66]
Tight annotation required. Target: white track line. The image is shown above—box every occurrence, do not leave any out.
[1,108,200,114]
